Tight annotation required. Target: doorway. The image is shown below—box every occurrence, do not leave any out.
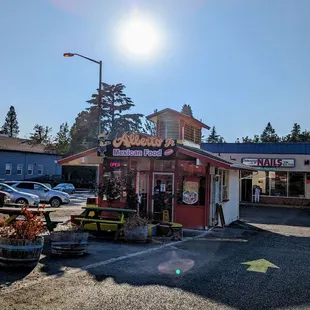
[152,173,174,222]
[241,178,253,202]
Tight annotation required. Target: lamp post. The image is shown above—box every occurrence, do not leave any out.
[63,52,103,136]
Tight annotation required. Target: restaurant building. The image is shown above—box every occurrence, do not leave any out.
[58,108,254,229]
[202,143,310,206]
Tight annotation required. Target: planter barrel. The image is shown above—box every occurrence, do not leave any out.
[50,231,89,257]
[0,237,44,268]
[124,225,148,242]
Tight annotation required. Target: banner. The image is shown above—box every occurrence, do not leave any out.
[182,177,200,205]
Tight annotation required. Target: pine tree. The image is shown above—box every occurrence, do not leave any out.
[2,106,19,137]
[207,126,220,143]
[142,109,157,136]
[284,123,301,142]
[29,124,52,145]
[54,122,71,155]
[181,104,193,117]
[88,83,144,139]
[260,122,280,142]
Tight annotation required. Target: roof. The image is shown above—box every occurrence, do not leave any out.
[201,143,310,155]
[177,144,256,171]
[146,108,210,130]
[57,148,97,165]
[0,136,57,155]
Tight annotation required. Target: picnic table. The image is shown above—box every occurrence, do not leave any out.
[71,207,137,240]
[0,207,61,232]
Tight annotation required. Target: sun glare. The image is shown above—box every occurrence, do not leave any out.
[120,17,160,56]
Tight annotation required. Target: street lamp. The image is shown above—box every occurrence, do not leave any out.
[63,52,103,136]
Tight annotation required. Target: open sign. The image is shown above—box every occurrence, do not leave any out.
[109,160,121,168]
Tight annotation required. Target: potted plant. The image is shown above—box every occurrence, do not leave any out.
[124,213,149,242]
[49,222,89,257]
[97,175,126,208]
[0,207,45,268]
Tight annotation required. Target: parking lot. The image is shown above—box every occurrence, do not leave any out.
[1,205,310,309]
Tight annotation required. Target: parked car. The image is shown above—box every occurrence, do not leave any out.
[53,183,76,194]
[5,181,70,208]
[0,190,12,207]
[0,183,40,206]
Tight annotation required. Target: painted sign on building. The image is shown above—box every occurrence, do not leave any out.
[182,177,199,205]
[104,134,176,158]
[241,158,295,168]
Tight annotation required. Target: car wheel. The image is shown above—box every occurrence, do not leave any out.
[49,197,61,208]
[16,198,28,206]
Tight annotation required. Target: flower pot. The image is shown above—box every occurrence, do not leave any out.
[124,225,148,242]
[49,231,89,257]
[0,237,44,268]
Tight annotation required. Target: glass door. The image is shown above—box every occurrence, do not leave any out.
[152,173,174,222]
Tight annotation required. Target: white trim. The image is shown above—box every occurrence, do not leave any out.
[16,164,23,176]
[5,164,12,175]
[27,164,33,175]
[37,165,43,176]
[152,172,174,221]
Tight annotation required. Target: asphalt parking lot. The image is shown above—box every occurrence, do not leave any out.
[1,205,310,310]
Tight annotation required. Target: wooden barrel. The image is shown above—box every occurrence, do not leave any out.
[50,231,89,257]
[0,237,44,268]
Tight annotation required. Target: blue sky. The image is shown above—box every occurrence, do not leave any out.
[0,0,309,141]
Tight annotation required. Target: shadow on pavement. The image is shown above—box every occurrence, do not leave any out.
[1,223,310,310]
[240,205,310,227]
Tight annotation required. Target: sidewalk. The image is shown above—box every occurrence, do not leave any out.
[240,202,310,209]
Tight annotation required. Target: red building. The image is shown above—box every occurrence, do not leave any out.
[59,108,254,229]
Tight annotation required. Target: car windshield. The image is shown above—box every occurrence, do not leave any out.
[0,183,17,192]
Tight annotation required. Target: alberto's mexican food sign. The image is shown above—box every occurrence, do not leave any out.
[105,134,176,158]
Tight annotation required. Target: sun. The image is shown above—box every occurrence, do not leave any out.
[120,17,160,55]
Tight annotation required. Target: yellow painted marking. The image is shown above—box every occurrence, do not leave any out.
[241,259,279,273]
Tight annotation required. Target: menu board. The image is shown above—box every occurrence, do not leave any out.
[182,177,199,205]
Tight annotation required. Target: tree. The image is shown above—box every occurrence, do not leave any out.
[29,124,52,145]
[88,83,144,140]
[284,123,302,142]
[2,106,19,137]
[69,111,96,154]
[142,109,157,136]
[54,122,71,155]
[181,104,193,117]
[240,135,260,143]
[260,122,280,143]
[207,126,220,143]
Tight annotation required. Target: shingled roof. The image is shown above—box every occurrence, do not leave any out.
[0,135,56,154]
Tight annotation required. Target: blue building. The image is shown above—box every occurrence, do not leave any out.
[201,143,310,206]
[0,135,62,182]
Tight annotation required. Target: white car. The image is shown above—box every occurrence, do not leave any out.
[0,183,40,206]
[53,183,76,194]
[5,181,70,208]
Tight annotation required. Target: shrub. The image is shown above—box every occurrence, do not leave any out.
[0,207,45,240]
[124,213,148,230]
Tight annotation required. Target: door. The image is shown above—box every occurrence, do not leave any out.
[152,173,174,222]
[33,183,49,200]
[137,172,149,217]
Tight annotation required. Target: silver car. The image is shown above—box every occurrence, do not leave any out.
[0,183,40,206]
[5,181,70,208]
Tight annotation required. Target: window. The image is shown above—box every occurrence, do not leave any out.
[5,164,12,175]
[270,171,287,196]
[17,164,23,176]
[219,170,229,201]
[288,172,305,197]
[16,182,34,190]
[27,164,33,175]
[252,171,268,195]
[37,165,43,176]
[34,184,46,191]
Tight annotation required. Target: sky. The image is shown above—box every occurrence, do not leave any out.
[0,0,310,142]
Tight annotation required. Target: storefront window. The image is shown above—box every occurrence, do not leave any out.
[288,172,305,197]
[252,171,268,195]
[270,171,287,196]
[154,160,175,171]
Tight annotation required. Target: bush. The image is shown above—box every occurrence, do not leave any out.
[0,207,45,240]
[124,213,148,230]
